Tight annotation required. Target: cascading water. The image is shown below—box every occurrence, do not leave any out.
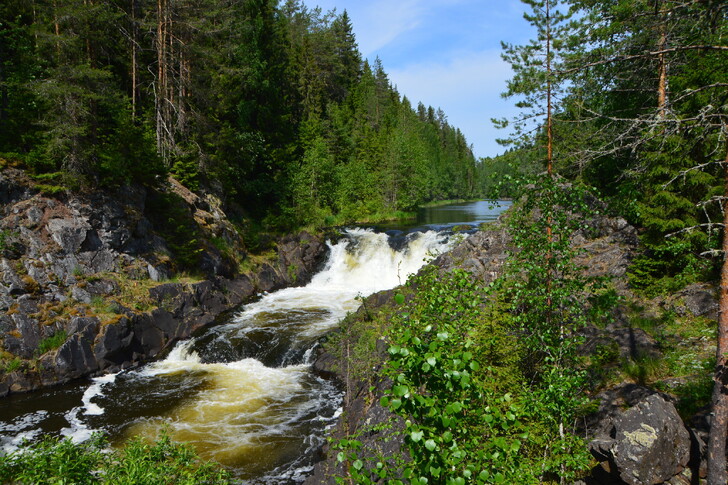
[0,227,455,484]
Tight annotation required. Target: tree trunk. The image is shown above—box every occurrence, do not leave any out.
[656,4,668,119]
[707,138,728,485]
[156,0,169,162]
[545,0,553,178]
[131,0,137,119]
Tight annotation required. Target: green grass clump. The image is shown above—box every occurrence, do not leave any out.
[37,330,68,355]
[0,432,232,484]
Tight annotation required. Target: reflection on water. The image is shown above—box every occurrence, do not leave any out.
[375,199,511,233]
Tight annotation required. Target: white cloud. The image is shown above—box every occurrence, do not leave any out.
[388,50,518,158]
[335,0,427,56]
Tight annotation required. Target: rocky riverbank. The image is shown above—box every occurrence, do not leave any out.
[306,213,717,484]
[0,168,328,395]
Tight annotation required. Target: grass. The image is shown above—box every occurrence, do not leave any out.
[0,432,231,484]
[0,352,23,373]
[37,330,68,355]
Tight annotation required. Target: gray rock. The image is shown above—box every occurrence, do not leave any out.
[26,261,50,286]
[68,316,100,341]
[9,313,41,358]
[1,258,26,295]
[79,249,116,274]
[147,263,171,282]
[85,279,118,297]
[15,294,38,314]
[45,253,82,283]
[675,283,718,320]
[26,206,44,226]
[149,283,183,303]
[71,286,92,304]
[0,290,12,311]
[46,217,91,254]
[94,319,134,369]
[590,394,691,485]
[54,334,98,379]
[256,263,279,292]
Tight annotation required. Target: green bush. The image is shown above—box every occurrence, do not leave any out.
[0,432,232,484]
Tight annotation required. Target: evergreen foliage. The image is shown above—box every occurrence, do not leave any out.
[0,0,478,227]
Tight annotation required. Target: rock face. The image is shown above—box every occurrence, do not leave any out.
[590,394,692,485]
[0,168,328,395]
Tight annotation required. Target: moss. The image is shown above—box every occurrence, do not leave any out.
[37,331,68,355]
[34,184,67,196]
[287,264,298,283]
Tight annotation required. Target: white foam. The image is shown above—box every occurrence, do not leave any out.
[232,229,452,338]
[82,372,118,416]
[60,406,97,444]
[140,340,202,376]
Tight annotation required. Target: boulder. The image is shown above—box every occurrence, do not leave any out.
[590,394,691,485]
[94,319,134,369]
[54,334,99,380]
[46,217,91,254]
[8,313,41,358]
[1,258,26,295]
[674,283,718,320]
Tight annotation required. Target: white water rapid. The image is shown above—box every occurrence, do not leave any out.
[0,228,453,483]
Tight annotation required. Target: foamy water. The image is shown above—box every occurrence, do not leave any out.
[0,227,455,482]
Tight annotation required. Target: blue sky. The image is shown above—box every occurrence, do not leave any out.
[305,0,534,159]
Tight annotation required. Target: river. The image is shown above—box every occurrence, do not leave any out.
[0,199,510,483]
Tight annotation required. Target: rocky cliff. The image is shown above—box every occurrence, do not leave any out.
[0,168,328,395]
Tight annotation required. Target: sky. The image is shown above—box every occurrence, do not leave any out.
[305,0,534,159]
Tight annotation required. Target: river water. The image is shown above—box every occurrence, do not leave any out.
[0,200,510,483]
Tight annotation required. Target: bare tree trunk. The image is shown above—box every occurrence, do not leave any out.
[707,135,728,485]
[656,4,668,119]
[53,0,60,59]
[546,0,553,178]
[545,0,554,322]
[156,0,169,163]
[131,0,137,119]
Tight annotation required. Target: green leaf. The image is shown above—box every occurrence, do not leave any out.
[424,439,436,451]
[410,430,424,442]
[393,385,409,397]
[394,293,405,305]
[353,459,363,471]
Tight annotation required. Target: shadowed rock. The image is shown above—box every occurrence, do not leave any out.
[590,394,691,485]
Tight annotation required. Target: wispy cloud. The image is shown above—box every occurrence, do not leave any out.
[328,0,428,56]
[389,50,518,157]
[307,0,531,157]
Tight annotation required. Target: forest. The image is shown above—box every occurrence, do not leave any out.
[1,0,727,483]
[0,0,478,228]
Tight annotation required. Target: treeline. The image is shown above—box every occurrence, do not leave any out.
[0,0,477,227]
[494,0,727,294]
